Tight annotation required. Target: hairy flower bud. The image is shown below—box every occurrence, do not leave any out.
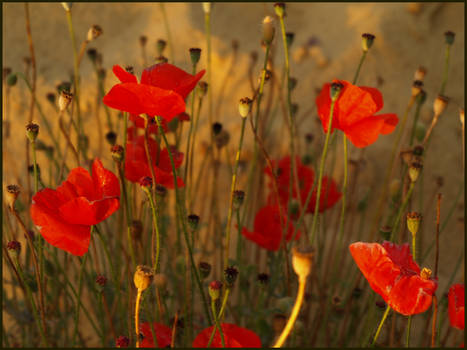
[156,39,167,56]
[414,66,427,81]
[111,145,124,163]
[189,48,202,66]
[224,266,239,288]
[209,280,222,300]
[433,95,449,117]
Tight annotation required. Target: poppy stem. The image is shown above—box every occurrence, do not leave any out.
[389,182,415,242]
[440,44,451,96]
[207,299,226,348]
[204,5,212,128]
[224,117,247,268]
[155,117,213,325]
[117,163,136,268]
[310,98,338,245]
[135,289,142,348]
[73,247,89,346]
[183,62,199,184]
[371,305,391,346]
[431,295,438,347]
[406,316,412,347]
[353,51,367,85]
[144,189,161,274]
[409,98,423,146]
[159,3,175,63]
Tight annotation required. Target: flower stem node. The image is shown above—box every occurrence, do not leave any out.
[274,3,286,18]
[433,95,449,117]
[411,80,423,97]
[26,122,39,142]
[7,240,21,258]
[198,261,212,280]
[208,280,222,301]
[291,247,314,281]
[110,145,124,163]
[87,25,103,42]
[407,212,422,236]
[262,16,275,45]
[420,267,432,280]
[5,185,20,210]
[361,33,375,52]
[238,97,253,118]
[408,162,422,183]
[155,56,168,64]
[189,48,202,66]
[134,265,154,292]
[156,39,167,56]
[330,82,344,101]
[224,266,239,288]
[444,31,455,45]
[187,214,200,231]
[105,131,117,146]
[58,90,73,112]
[233,190,245,210]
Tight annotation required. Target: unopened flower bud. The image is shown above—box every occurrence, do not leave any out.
[46,92,56,105]
[96,274,107,288]
[5,185,20,210]
[202,2,211,14]
[197,81,208,98]
[130,220,143,241]
[262,16,275,45]
[7,240,21,258]
[233,190,245,210]
[420,267,432,280]
[238,97,252,118]
[187,49,201,70]
[187,214,200,231]
[134,265,154,291]
[58,90,73,111]
[274,2,286,17]
[156,39,167,56]
[26,123,39,142]
[411,80,423,97]
[198,261,212,279]
[139,35,147,47]
[111,145,124,163]
[257,273,269,285]
[116,336,130,348]
[224,266,239,288]
[87,48,98,63]
[444,31,455,45]
[87,25,103,42]
[288,77,297,91]
[209,280,222,300]
[139,176,153,190]
[379,225,392,240]
[286,32,295,47]
[6,73,17,87]
[433,95,449,117]
[330,82,344,101]
[154,273,167,290]
[56,81,72,94]
[407,212,422,236]
[291,247,314,280]
[408,162,422,183]
[414,66,427,81]
[361,33,375,52]
[105,131,117,146]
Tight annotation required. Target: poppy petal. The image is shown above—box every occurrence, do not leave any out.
[343,117,386,148]
[448,284,465,330]
[92,158,120,198]
[139,322,172,348]
[388,274,437,315]
[376,113,399,135]
[59,167,95,199]
[360,86,384,111]
[192,323,261,348]
[58,196,119,226]
[112,65,138,83]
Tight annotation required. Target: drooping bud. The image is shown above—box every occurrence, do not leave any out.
[187,214,200,231]
[224,266,239,288]
[111,145,124,163]
[274,2,286,17]
[262,16,275,45]
[433,95,449,117]
[134,265,154,291]
[26,123,39,142]
[444,31,455,45]
[208,280,222,300]
[238,97,253,118]
[233,190,245,210]
[414,66,427,81]
[291,247,314,280]
[58,90,73,111]
[156,39,167,56]
[411,80,423,97]
[408,162,422,183]
[198,261,212,279]
[87,25,103,42]
[361,33,375,52]
[407,212,422,236]
[5,185,20,210]
[330,81,344,101]
[189,48,201,66]
[7,240,21,258]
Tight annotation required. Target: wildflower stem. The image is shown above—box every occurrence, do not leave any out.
[353,51,367,85]
[409,99,423,146]
[204,6,212,127]
[273,276,307,348]
[145,190,161,273]
[224,117,247,268]
[440,44,451,95]
[431,295,438,347]
[335,133,349,271]
[135,289,143,348]
[73,245,89,346]
[155,117,213,325]
[389,181,415,242]
[117,164,136,268]
[371,305,391,346]
[406,316,413,347]
[183,63,199,183]
[434,194,441,278]
[160,3,174,63]
[310,99,337,244]
[207,299,226,348]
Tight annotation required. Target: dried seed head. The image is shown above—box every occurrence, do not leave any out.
[420,267,432,280]
[155,184,167,198]
[411,80,423,97]
[154,273,167,290]
[444,31,455,45]
[262,16,275,45]
[26,122,39,142]
[198,261,212,279]
[58,90,73,112]
[5,185,20,210]
[407,212,422,236]
[130,220,143,241]
[433,95,449,117]
[238,97,253,118]
[156,39,167,56]
[208,280,222,300]
[111,145,124,163]
[257,273,270,285]
[361,33,375,52]
[154,55,168,64]
[414,66,427,81]
[133,265,154,291]
[212,122,222,136]
[224,266,239,288]
[291,247,314,280]
[187,214,200,231]
[416,89,427,105]
[189,48,202,66]
[96,275,107,287]
[408,162,423,183]
[197,81,208,97]
[116,336,130,348]
[87,25,103,42]
[274,3,286,17]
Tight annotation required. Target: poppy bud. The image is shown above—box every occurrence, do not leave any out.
[134,265,154,291]
[111,145,124,163]
[28,164,40,177]
[154,273,167,290]
[208,280,222,300]
[433,95,449,117]
[379,225,392,241]
[139,35,147,47]
[291,247,314,281]
[154,55,168,64]
[212,122,222,135]
[5,184,20,210]
[224,266,239,288]
[286,32,295,47]
[189,48,201,66]
[408,162,422,183]
[58,90,73,112]
[444,31,455,45]
[26,122,39,143]
[330,82,344,101]
[139,176,153,190]
[233,190,245,210]
[116,335,130,348]
[420,267,432,280]
[156,39,167,56]
[95,275,107,292]
[238,97,252,118]
[155,184,167,198]
[198,261,212,279]
[187,214,200,231]
[105,131,117,146]
[87,48,98,64]
[6,73,17,87]
[416,89,427,105]
[130,220,143,241]
[288,200,300,218]
[257,273,269,285]
[274,3,286,17]
[414,66,427,81]
[305,133,314,144]
[288,77,297,91]
[197,81,208,98]
[61,2,72,11]
[202,2,211,14]
[302,154,313,165]
[124,66,134,75]
[407,212,422,236]
[215,130,230,149]
[262,16,275,45]
[361,33,375,52]
[291,103,299,117]
[411,80,423,97]
[7,240,21,258]
[45,93,56,106]
[273,314,287,334]
[87,25,103,42]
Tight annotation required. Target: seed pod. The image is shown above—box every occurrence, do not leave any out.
[134,265,154,291]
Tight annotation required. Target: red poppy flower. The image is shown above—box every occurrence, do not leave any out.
[316,80,398,148]
[448,283,465,330]
[30,159,120,256]
[125,133,184,189]
[241,204,300,251]
[139,322,172,348]
[103,64,204,122]
[264,156,341,215]
[192,323,261,348]
[349,241,438,315]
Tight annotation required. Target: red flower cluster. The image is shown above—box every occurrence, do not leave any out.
[448,283,465,330]
[30,159,120,256]
[349,241,438,315]
[241,205,300,251]
[192,323,261,348]
[103,63,204,122]
[125,132,184,189]
[139,322,172,348]
[316,80,398,148]
[264,156,341,215]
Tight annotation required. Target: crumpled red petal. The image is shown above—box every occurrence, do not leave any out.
[139,322,172,348]
[448,283,465,330]
[192,323,261,348]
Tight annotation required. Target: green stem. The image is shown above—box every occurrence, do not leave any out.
[31,141,38,193]
[184,63,198,182]
[440,44,451,95]
[145,189,161,273]
[72,240,90,346]
[353,51,367,85]
[204,8,212,127]
[409,101,422,146]
[389,182,415,242]
[118,165,136,268]
[371,305,391,346]
[160,3,174,63]
[310,98,337,244]
[208,299,226,348]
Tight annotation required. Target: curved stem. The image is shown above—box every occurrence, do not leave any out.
[389,182,415,242]
[353,51,367,85]
[207,299,226,348]
[371,305,391,346]
[146,190,161,273]
[135,289,142,348]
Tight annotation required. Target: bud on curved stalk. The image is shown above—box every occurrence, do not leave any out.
[198,261,212,280]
